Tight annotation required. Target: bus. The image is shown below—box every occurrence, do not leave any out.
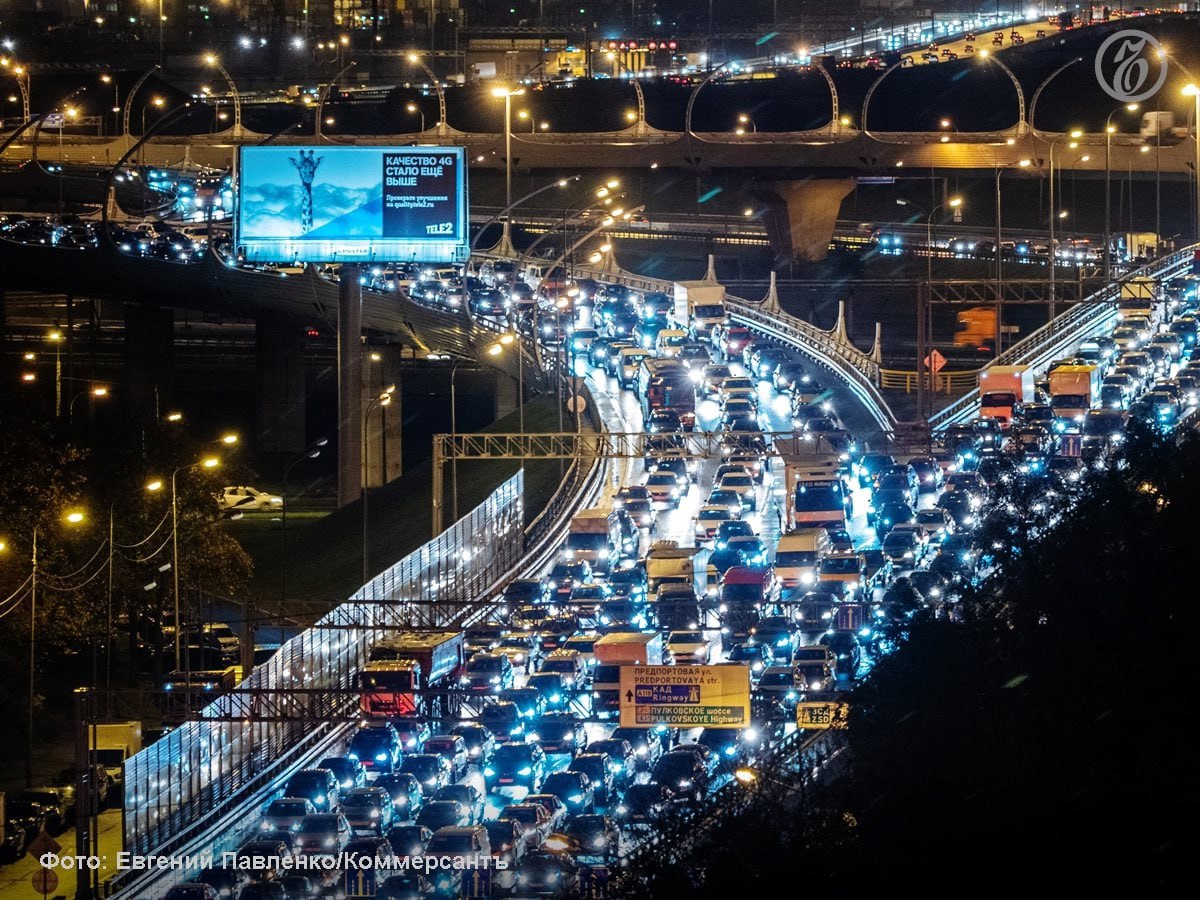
[782,456,852,528]
[637,357,696,428]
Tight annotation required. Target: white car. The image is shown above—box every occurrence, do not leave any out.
[217,486,283,511]
[719,377,758,408]
[666,630,711,665]
[717,472,757,511]
[694,505,734,543]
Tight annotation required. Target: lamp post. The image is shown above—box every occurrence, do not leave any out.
[1105,103,1140,287]
[315,61,356,141]
[362,391,393,585]
[148,457,220,671]
[407,53,447,135]
[1185,84,1200,242]
[47,328,64,419]
[995,159,1032,355]
[491,86,526,212]
[13,510,87,786]
[1048,130,1082,319]
[68,385,108,426]
[406,102,425,132]
[281,437,327,607]
[202,53,243,137]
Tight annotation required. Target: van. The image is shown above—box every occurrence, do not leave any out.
[773,528,832,589]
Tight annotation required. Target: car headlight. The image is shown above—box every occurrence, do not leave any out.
[375,752,388,761]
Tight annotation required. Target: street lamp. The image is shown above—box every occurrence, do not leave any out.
[491,86,526,212]
[3,510,89,786]
[405,102,425,132]
[148,456,220,671]
[202,53,243,137]
[1105,103,1140,286]
[1184,84,1200,242]
[68,385,109,425]
[407,52,447,134]
[362,390,393,585]
[46,328,64,419]
[1047,129,1083,318]
[995,159,1032,355]
[281,437,328,607]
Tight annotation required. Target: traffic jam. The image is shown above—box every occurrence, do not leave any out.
[163,262,1198,900]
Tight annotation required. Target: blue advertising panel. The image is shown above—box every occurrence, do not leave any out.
[235,145,468,263]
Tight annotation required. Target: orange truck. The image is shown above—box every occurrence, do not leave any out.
[978,365,1036,427]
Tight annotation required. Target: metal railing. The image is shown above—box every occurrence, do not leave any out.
[115,472,525,885]
[929,245,1198,429]
[881,368,978,394]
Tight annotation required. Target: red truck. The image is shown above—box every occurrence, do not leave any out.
[357,631,464,718]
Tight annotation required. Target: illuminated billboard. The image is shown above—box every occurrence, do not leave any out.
[235,146,468,263]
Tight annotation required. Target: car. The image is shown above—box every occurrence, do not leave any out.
[726,535,768,566]
[463,651,515,692]
[373,772,424,820]
[415,799,470,831]
[448,723,496,765]
[486,816,528,867]
[819,630,863,675]
[718,471,758,510]
[397,753,452,793]
[283,768,340,812]
[217,485,283,512]
[564,813,621,861]
[294,813,353,855]
[795,660,836,694]
[757,666,801,710]
[432,783,484,824]
[610,726,667,769]
[501,688,549,721]
[531,712,588,755]
[694,504,734,543]
[487,741,548,798]
[502,803,554,848]
[615,782,677,828]
[541,770,596,815]
[749,616,797,660]
[339,786,395,835]
[317,756,365,791]
[391,720,432,753]
[874,501,916,533]
[881,529,921,566]
[566,752,616,805]
[347,723,402,773]
[424,823,492,859]
[725,641,773,680]
[647,408,683,433]
[915,507,954,540]
[421,734,469,780]
[501,579,551,608]
[666,630,711,664]
[493,633,540,674]
[546,560,593,600]
[386,823,433,858]
[938,491,978,528]
[651,749,711,802]
[701,364,733,395]
[524,793,571,834]
[260,797,316,834]
[645,470,684,509]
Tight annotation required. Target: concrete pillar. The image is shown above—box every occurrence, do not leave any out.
[255,313,307,455]
[758,178,856,263]
[494,371,518,422]
[123,304,173,420]
[337,265,363,508]
[363,346,404,487]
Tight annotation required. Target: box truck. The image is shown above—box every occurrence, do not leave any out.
[1048,364,1102,428]
[644,541,709,601]
[564,508,619,573]
[673,281,727,336]
[90,721,143,796]
[592,632,663,717]
[978,364,1036,427]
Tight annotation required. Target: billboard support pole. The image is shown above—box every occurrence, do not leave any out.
[338,264,364,508]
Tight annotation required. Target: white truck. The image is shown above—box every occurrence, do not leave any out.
[90,720,143,799]
[673,281,727,337]
[644,540,710,602]
[773,528,832,590]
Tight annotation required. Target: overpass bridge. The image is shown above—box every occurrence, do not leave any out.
[5,121,1190,264]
